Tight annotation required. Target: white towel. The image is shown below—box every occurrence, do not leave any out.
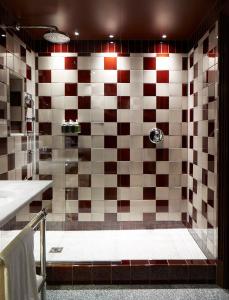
[0,227,39,300]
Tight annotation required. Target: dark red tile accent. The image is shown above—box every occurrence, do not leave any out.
[104,187,117,200]
[111,265,131,284]
[73,265,92,284]
[20,45,26,62]
[117,70,130,83]
[117,96,130,109]
[118,175,130,187]
[203,37,209,54]
[156,149,169,161]
[118,200,130,212]
[131,266,150,283]
[0,137,7,155]
[39,96,51,109]
[79,200,91,213]
[104,83,117,96]
[182,57,188,70]
[143,136,155,148]
[189,53,194,68]
[80,123,91,135]
[143,187,156,200]
[190,80,194,95]
[208,121,215,137]
[117,123,130,135]
[143,109,156,122]
[156,200,169,212]
[29,201,42,213]
[117,149,130,161]
[104,57,117,70]
[65,83,78,96]
[143,161,156,174]
[26,65,31,80]
[104,136,117,148]
[202,200,208,218]
[156,175,169,187]
[182,83,188,96]
[194,63,198,78]
[65,162,78,174]
[144,57,156,70]
[78,175,91,187]
[65,109,78,121]
[78,148,91,161]
[92,265,111,284]
[156,122,169,135]
[39,122,52,135]
[157,70,169,83]
[78,96,91,109]
[65,57,77,69]
[144,83,156,96]
[8,153,15,171]
[208,154,214,172]
[78,70,91,83]
[104,162,117,174]
[207,188,214,207]
[156,96,169,109]
[65,188,78,200]
[39,70,51,83]
[104,109,117,122]
[202,169,208,186]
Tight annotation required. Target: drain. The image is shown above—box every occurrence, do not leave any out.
[49,247,63,253]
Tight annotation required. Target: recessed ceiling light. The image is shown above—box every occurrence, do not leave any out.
[1,34,6,37]
[109,34,114,39]
[74,31,79,36]
[162,34,167,39]
[110,41,114,44]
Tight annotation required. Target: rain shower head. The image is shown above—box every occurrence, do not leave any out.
[0,24,70,44]
[43,30,70,44]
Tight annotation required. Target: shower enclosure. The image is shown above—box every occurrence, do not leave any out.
[0,16,218,284]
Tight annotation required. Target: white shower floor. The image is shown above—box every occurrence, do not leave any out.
[0,229,206,262]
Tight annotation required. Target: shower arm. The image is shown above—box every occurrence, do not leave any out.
[1,24,58,32]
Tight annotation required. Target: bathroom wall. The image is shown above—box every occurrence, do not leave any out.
[187,23,218,258]
[35,42,189,229]
[0,30,36,186]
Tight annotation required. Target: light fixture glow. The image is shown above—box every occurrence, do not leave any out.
[162,34,167,39]
[74,31,79,36]
[110,41,114,44]
[1,34,6,37]
[109,34,114,39]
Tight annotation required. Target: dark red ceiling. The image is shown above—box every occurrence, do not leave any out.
[1,0,218,40]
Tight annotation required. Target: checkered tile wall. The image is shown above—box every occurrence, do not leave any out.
[36,49,189,226]
[0,29,36,185]
[187,23,218,258]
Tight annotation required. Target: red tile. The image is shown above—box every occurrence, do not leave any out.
[117,123,130,135]
[39,70,51,83]
[65,83,77,96]
[117,149,130,161]
[156,175,169,187]
[78,70,91,83]
[143,187,156,200]
[65,57,77,69]
[143,83,156,96]
[118,70,130,83]
[104,162,117,174]
[104,57,117,70]
[80,123,91,135]
[118,96,130,109]
[156,200,169,212]
[79,200,91,213]
[143,109,156,122]
[157,70,169,83]
[118,200,130,212]
[39,96,51,109]
[104,83,117,96]
[104,109,117,122]
[156,97,169,109]
[118,175,130,187]
[143,162,156,174]
[182,83,188,96]
[143,57,156,70]
[26,65,31,80]
[182,57,188,70]
[104,187,117,200]
[156,149,169,161]
[78,96,91,109]
[65,109,78,121]
[39,122,52,135]
[104,136,117,148]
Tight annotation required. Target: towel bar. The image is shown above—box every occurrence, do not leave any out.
[0,208,48,300]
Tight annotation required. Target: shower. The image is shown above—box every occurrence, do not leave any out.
[0,24,70,43]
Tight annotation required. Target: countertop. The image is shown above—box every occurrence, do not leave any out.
[0,180,52,227]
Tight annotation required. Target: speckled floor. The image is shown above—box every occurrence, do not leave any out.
[46,285,229,300]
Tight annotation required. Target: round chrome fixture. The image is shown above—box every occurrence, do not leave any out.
[149,128,164,144]
[43,30,70,44]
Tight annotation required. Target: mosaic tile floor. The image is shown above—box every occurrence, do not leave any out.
[46,285,229,300]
